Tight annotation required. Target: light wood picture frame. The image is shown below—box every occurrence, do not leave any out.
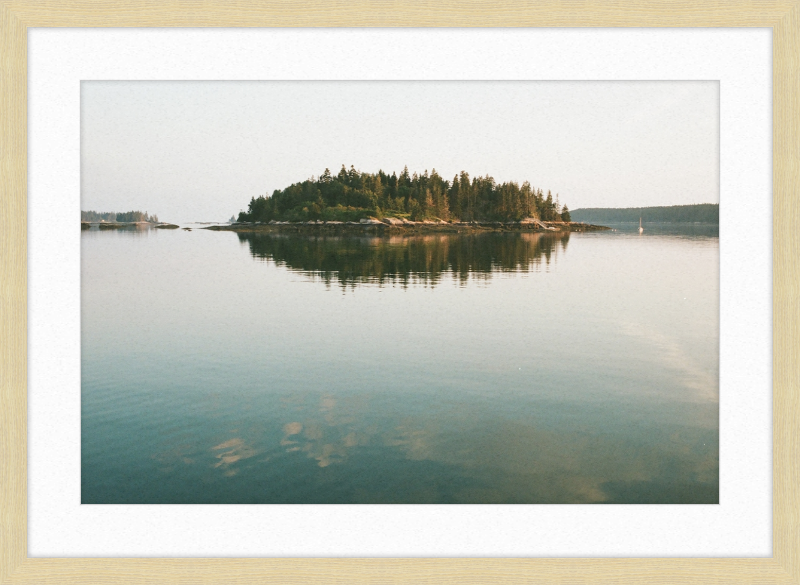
[1,1,798,583]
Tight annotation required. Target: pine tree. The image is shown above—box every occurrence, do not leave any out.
[544,191,554,221]
[450,175,462,220]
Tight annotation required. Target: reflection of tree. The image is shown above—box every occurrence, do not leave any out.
[237,232,570,288]
[81,225,152,237]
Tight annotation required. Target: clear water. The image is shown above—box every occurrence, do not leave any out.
[81,225,719,503]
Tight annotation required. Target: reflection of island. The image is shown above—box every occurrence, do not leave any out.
[81,222,179,230]
[238,232,570,287]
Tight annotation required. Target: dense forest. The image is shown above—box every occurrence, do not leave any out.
[238,166,571,223]
[570,204,718,224]
[81,210,159,223]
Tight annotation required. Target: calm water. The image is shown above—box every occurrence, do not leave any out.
[81,225,719,503]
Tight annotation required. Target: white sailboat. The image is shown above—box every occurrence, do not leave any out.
[638,217,644,234]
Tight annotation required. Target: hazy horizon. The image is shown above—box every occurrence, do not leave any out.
[81,81,719,223]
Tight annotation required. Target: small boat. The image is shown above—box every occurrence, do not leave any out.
[638,217,644,234]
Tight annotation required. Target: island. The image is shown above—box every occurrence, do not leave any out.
[210,165,608,233]
[80,210,177,230]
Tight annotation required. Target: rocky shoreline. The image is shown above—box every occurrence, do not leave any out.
[203,217,609,234]
[81,222,179,230]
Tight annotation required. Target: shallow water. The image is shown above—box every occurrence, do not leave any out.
[81,225,719,503]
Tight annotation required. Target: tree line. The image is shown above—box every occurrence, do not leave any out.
[238,165,572,223]
[81,210,159,223]
[570,204,718,224]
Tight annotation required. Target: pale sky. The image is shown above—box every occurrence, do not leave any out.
[81,81,719,223]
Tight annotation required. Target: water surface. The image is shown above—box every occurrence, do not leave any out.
[81,226,719,503]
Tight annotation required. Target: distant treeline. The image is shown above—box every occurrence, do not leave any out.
[81,210,159,223]
[570,204,718,224]
[238,165,572,223]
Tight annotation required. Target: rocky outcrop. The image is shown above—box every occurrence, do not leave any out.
[204,219,608,233]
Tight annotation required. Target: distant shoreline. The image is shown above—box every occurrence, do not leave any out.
[571,203,718,225]
[81,222,179,230]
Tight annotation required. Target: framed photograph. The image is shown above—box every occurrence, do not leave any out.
[2,2,797,584]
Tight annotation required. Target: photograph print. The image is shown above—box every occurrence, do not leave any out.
[81,81,719,504]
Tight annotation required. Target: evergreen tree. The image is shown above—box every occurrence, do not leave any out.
[543,191,555,221]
